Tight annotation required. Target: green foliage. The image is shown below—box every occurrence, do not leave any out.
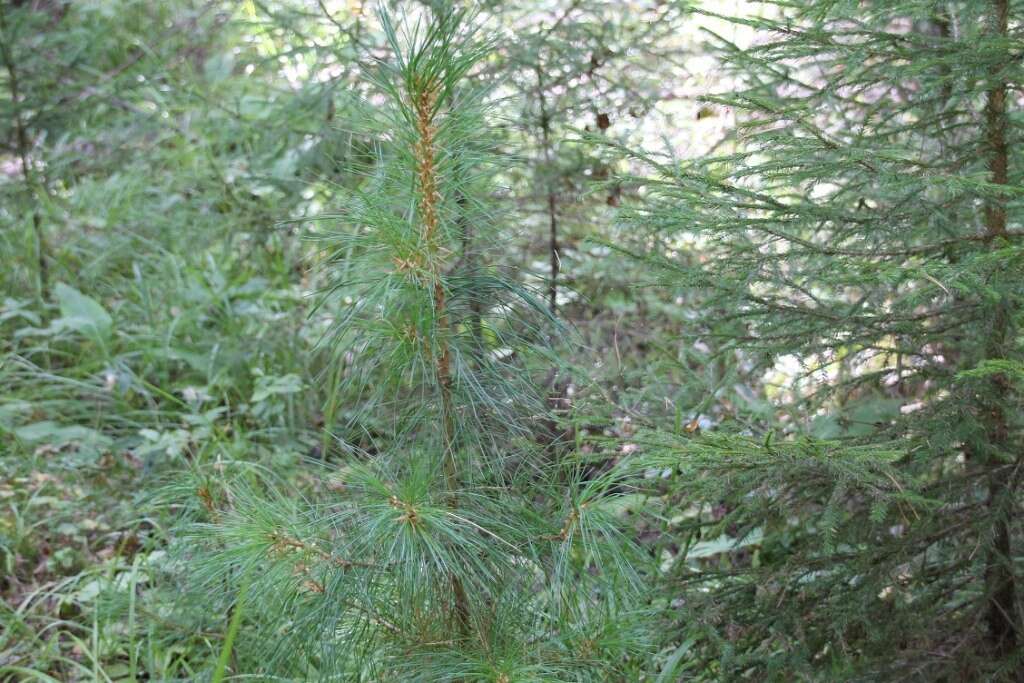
[0,1,371,678]
[174,8,647,680]
[617,0,1024,679]
[6,0,1019,680]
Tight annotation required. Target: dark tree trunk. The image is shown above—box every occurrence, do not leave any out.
[981,0,1019,672]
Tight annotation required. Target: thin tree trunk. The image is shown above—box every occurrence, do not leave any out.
[546,190,559,313]
[412,79,470,634]
[535,67,559,313]
[0,3,48,298]
[981,0,1019,669]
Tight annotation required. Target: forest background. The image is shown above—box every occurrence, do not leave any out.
[2,0,1022,681]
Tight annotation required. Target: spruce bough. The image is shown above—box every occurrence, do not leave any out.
[623,0,1024,679]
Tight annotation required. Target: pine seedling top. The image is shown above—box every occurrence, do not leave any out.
[314,9,555,471]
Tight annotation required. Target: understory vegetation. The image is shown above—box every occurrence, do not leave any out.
[2,1,1022,681]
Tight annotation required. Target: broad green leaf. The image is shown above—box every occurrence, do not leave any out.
[14,421,111,449]
[54,283,112,337]
[686,528,764,559]
[251,373,304,402]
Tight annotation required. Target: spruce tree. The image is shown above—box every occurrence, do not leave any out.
[620,1,1024,679]
[180,8,644,680]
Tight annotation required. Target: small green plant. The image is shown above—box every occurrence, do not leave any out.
[183,8,645,680]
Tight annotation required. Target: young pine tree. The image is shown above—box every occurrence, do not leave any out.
[182,9,645,681]
[622,1,1023,680]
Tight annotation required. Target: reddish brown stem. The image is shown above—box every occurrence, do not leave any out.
[412,77,470,635]
[981,0,1018,670]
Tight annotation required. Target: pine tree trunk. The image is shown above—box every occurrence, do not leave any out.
[412,77,471,635]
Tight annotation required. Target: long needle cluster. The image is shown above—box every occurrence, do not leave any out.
[183,9,643,680]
